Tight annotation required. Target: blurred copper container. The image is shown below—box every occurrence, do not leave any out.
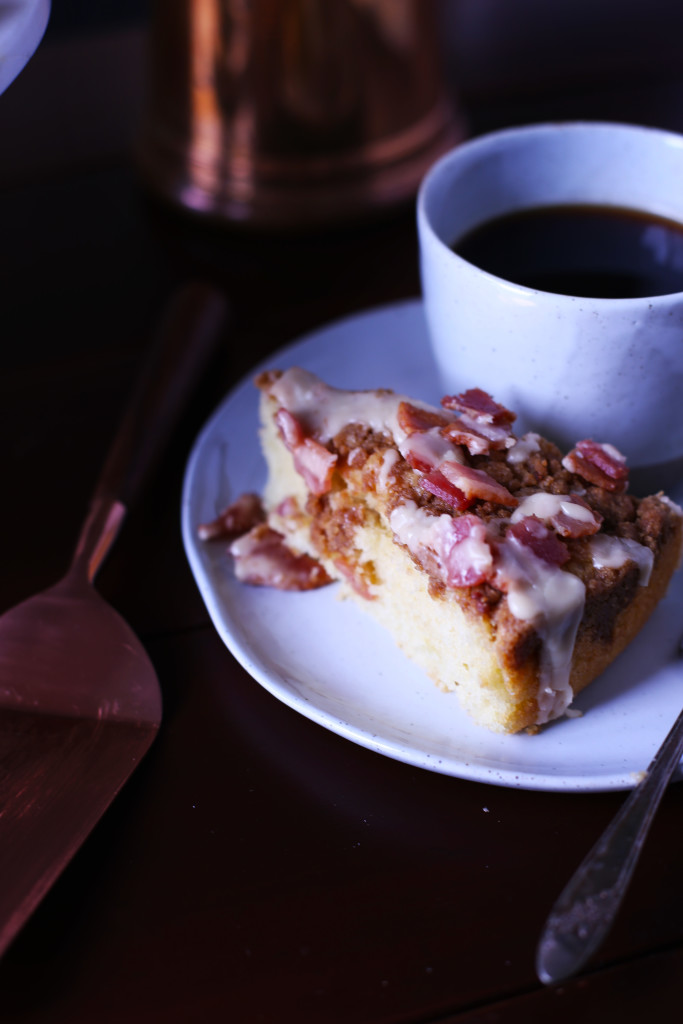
[138,0,463,227]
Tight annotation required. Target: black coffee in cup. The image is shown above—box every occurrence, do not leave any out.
[453,204,683,298]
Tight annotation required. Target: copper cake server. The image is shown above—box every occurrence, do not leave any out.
[0,283,227,956]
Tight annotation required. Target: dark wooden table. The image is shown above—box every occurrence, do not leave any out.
[1,8,682,1022]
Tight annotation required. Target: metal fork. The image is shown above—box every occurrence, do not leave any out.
[536,687,683,985]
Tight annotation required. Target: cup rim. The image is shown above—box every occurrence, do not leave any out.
[417,119,683,305]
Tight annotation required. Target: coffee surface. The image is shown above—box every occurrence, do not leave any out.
[453,204,683,298]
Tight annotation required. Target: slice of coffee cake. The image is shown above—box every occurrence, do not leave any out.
[204,368,682,734]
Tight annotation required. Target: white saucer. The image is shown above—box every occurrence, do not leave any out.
[181,299,683,791]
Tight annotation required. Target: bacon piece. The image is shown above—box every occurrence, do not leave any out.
[551,495,603,538]
[292,438,338,495]
[399,394,514,457]
[576,440,628,479]
[275,406,338,495]
[507,516,570,566]
[441,414,514,456]
[440,421,491,456]
[462,412,514,447]
[563,440,629,493]
[404,448,433,474]
[275,406,306,448]
[397,401,451,435]
[511,492,603,539]
[401,430,459,473]
[419,469,472,511]
[230,524,331,590]
[440,514,494,587]
[198,492,265,541]
[441,388,515,426]
[439,460,518,508]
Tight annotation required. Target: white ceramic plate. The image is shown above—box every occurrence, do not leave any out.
[181,300,683,791]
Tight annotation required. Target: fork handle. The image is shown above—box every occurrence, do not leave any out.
[536,703,683,985]
[71,283,229,581]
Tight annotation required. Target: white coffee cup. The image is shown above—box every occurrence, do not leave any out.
[417,121,683,475]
